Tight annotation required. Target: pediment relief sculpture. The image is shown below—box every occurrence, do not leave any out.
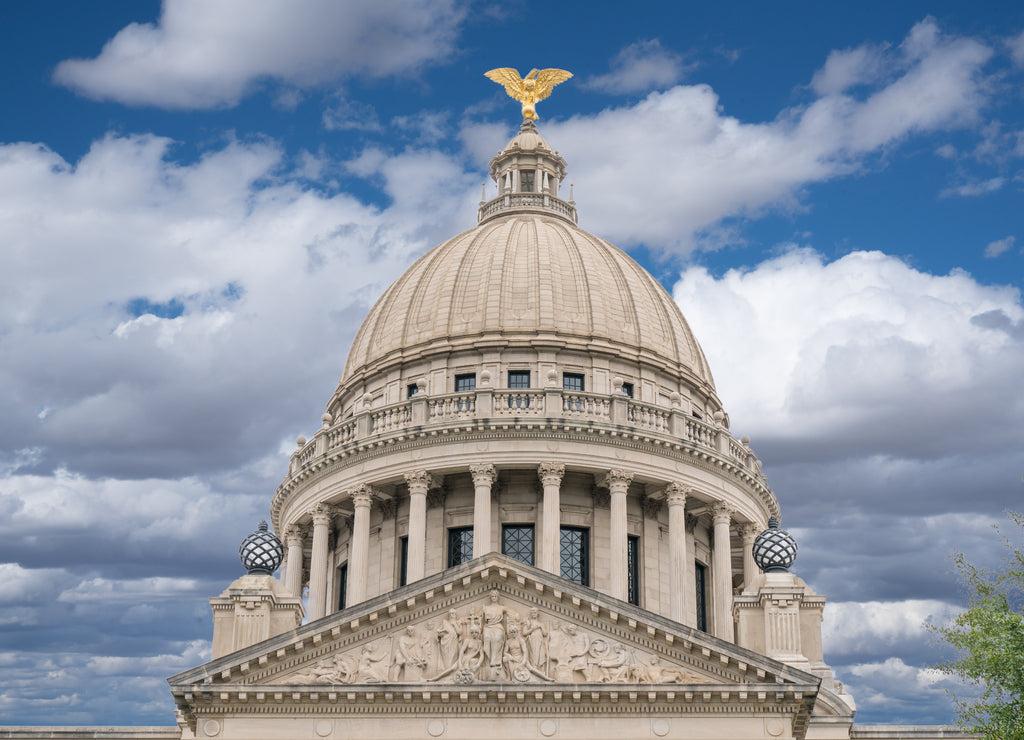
[274,590,710,686]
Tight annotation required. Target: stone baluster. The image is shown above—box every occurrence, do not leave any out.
[537,463,566,574]
[283,524,306,599]
[346,486,375,608]
[665,483,689,623]
[603,469,634,601]
[308,504,334,621]
[403,470,436,583]
[469,464,497,558]
[740,522,761,593]
[712,502,735,641]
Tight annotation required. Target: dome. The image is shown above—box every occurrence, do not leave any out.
[340,214,715,390]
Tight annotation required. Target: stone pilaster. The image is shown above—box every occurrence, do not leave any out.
[307,504,334,621]
[664,483,689,624]
[283,524,306,599]
[711,502,735,641]
[469,463,497,558]
[404,470,436,584]
[537,463,565,575]
[602,469,634,601]
[740,522,761,594]
[346,485,375,608]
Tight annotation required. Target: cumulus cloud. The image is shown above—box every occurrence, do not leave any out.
[984,235,1015,257]
[811,43,888,95]
[0,134,479,480]
[531,18,993,251]
[674,248,1024,459]
[584,39,690,94]
[53,0,466,109]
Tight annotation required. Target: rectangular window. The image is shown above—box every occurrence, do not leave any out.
[562,372,584,392]
[508,370,531,388]
[447,527,474,568]
[407,383,419,399]
[560,527,589,586]
[620,382,634,399]
[399,536,408,587]
[502,524,535,565]
[695,562,708,632]
[520,170,535,193]
[338,563,348,611]
[455,373,476,392]
[627,535,640,606]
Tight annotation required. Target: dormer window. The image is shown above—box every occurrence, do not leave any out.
[520,170,535,193]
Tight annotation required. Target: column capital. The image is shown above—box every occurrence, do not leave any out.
[685,512,700,534]
[427,487,447,509]
[469,463,497,486]
[537,462,565,486]
[311,503,335,527]
[378,498,397,520]
[404,469,437,493]
[351,485,376,510]
[711,501,733,525]
[740,521,761,542]
[664,482,691,508]
[641,495,663,520]
[601,469,634,493]
[284,523,307,545]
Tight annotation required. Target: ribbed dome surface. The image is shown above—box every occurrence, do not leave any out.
[342,213,715,388]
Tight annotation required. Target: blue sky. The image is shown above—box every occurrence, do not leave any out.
[0,0,1022,728]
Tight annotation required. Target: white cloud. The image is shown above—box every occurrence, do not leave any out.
[811,43,888,95]
[984,235,1016,257]
[535,19,993,252]
[0,133,478,479]
[1009,29,1024,66]
[53,0,466,109]
[584,39,690,94]
[672,248,1024,458]
[823,599,960,656]
[940,176,1005,197]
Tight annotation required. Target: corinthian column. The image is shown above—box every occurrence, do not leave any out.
[346,486,375,607]
[603,469,634,601]
[740,522,761,593]
[712,502,735,641]
[538,463,565,574]
[403,470,436,583]
[665,484,689,623]
[284,524,306,599]
[308,504,334,621]
[469,463,496,558]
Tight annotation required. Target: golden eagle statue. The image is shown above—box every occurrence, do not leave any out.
[484,67,573,120]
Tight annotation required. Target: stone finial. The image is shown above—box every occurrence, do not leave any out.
[752,517,798,573]
[239,521,284,575]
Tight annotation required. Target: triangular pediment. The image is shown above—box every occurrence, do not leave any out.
[170,554,818,692]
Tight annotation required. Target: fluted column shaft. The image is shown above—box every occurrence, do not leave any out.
[665,484,689,623]
[347,487,374,607]
[538,463,565,574]
[308,505,333,621]
[284,524,306,599]
[470,464,496,558]
[712,502,735,641]
[603,469,634,601]
[403,471,435,583]
[740,523,760,593]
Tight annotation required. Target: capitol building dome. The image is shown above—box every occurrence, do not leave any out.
[269,118,780,639]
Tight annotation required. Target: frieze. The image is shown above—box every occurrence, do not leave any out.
[272,591,709,686]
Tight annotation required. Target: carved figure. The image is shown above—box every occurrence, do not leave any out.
[457,623,485,680]
[484,68,573,120]
[392,625,428,682]
[551,623,591,682]
[640,655,687,683]
[437,609,461,670]
[482,590,516,680]
[594,642,632,683]
[356,642,390,683]
[521,607,548,671]
[288,656,353,685]
[503,622,553,683]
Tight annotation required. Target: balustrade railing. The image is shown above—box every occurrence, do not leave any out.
[478,193,578,224]
[292,388,759,477]
[494,391,544,415]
